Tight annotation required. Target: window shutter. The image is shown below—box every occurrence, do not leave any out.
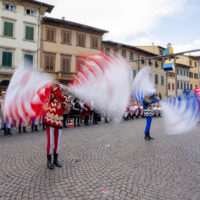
[63,32,66,44]
[25,26,29,40]
[9,22,13,37]
[45,55,49,70]
[51,29,54,42]
[2,52,7,66]
[46,29,50,41]
[4,22,13,37]
[2,52,12,66]
[30,27,34,40]
[8,52,12,66]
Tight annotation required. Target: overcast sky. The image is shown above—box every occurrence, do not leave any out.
[41,0,200,54]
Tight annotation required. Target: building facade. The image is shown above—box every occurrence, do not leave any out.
[138,45,176,97]
[102,41,167,98]
[189,56,199,90]
[40,17,107,84]
[0,0,53,90]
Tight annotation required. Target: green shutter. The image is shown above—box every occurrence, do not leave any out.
[2,52,12,67]
[26,26,34,40]
[4,22,13,37]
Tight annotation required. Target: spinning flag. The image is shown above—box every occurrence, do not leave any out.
[68,52,131,122]
[132,66,156,102]
[160,93,200,134]
[4,66,53,124]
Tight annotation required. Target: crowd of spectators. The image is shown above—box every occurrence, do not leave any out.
[0,93,108,136]
[0,91,161,136]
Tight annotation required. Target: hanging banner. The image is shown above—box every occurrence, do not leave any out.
[163,43,174,71]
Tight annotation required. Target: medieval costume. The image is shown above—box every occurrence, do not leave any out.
[43,83,68,170]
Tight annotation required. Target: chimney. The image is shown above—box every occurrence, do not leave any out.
[62,17,65,20]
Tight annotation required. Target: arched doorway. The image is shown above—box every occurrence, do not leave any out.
[0,80,10,92]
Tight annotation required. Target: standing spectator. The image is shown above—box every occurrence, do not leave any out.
[63,95,69,128]
[82,102,91,126]
[72,98,81,127]
[0,91,11,136]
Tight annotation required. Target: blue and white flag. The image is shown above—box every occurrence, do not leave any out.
[132,67,156,102]
[160,94,200,134]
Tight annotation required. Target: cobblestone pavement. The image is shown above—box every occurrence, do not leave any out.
[1,118,200,200]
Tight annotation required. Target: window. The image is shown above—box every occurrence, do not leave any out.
[148,59,152,66]
[176,68,179,75]
[141,57,145,64]
[161,76,164,85]
[122,50,126,58]
[26,9,35,16]
[44,53,55,71]
[189,60,192,66]
[190,84,193,90]
[168,83,170,90]
[132,69,136,80]
[61,30,71,45]
[90,36,99,49]
[155,61,159,68]
[46,28,56,42]
[5,4,14,11]
[24,54,33,68]
[4,21,13,37]
[105,48,110,55]
[114,49,118,56]
[61,55,71,73]
[189,72,193,78]
[195,62,197,67]
[177,81,179,89]
[184,82,186,90]
[25,26,34,41]
[180,69,183,75]
[130,52,134,61]
[155,74,158,85]
[159,49,164,55]
[187,83,189,90]
[2,51,12,67]
[194,73,198,79]
[183,70,186,76]
[172,84,174,90]
[77,33,86,47]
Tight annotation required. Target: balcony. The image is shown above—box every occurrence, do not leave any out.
[57,72,74,80]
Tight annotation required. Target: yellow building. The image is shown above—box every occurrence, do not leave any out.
[188,56,199,90]
[40,17,107,84]
[102,41,167,98]
[138,45,176,97]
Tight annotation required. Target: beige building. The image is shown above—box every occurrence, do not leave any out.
[175,55,191,94]
[0,0,53,90]
[102,41,167,98]
[188,56,199,90]
[138,45,176,97]
[40,17,108,84]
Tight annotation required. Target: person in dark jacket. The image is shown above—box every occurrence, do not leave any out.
[72,98,81,127]
[143,94,159,141]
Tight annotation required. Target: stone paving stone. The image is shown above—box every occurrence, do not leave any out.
[1,118,200,199]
